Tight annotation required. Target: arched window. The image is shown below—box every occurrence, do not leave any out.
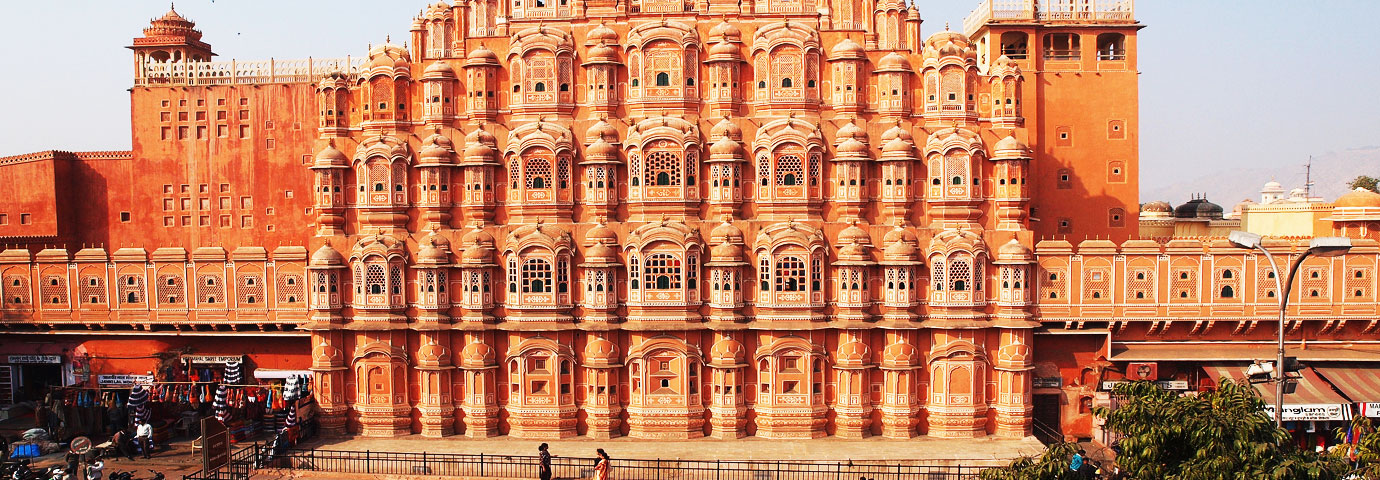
[644,253,683,291]
[534,82,547,92]
[522,259,553,293]
[1096,33,1125,60]
[775,256,806,292]
[781,78,792,88]
[656,72,670,86]
[1220,285,1234,298]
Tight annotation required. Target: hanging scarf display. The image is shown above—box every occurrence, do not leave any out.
[128,385,150,423]
[224,361,243,384]
[213,385,229,422]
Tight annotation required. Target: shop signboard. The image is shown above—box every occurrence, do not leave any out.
[183,355,244,365]
[1100,380,1189,391]
[201,417,230,472]
[1033,377,1063,388]
[1361,403,1380,418]
[97,374,154,387]
[7,355,61,364]
[1263,404,1350,422]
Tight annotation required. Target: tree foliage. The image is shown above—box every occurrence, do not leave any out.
[981,379,1349,480]
[978,442,1082,480]
[1349,175,1379,193]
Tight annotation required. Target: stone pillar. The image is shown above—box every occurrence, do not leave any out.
[416,331,456,437]
[309,330,349,436]
[993,328,1034,438]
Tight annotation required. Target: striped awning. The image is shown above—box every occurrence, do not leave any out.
[1314,365,1380,418]
[1202,363,1352,421]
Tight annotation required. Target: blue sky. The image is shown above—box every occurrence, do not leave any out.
[1,1,1377,194]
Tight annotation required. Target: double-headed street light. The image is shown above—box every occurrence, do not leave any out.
[1228,231,1352,427]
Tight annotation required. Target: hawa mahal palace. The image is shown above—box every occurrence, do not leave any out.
[4,0,1380,443]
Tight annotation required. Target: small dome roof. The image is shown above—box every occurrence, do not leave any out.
[1174,198,1224,220]
[584,241,618,262]
[709,136,742,156]
[587,23,619,44]
[585,42,620,63]
[417,342,450,365]
[144,6,202,41]
[876,52,913,72]
[1142,201,1173,213]
[586,138,619,157]
[829,38,866,60]
[314,142,349,167]
[882,339,920,368]
[837,137,870,156]
[880,124,912,142]
[992,135,1030,159]
[585,221,617,244]
[838,223,870,245]
[709,336,747,366]
[464,44,499,66]
[583,336,620,367]
[1336,187,1380,208]
[996,239,1033,262]
[711,117,742,141]
[310,245,345,266]
[835,121,865,142]
[708,20,742,42]
[586,119,618,143]
[423,61,455,77]
[710,219,744,243]
[416,235,451,264]
[708,41,741,58]
[460,340,497,368]
[882,137,913,155]
[1262,180,1285,192]
[710,241,745,262]
[836,340,871,368]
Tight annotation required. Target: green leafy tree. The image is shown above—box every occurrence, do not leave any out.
[1332,416,1380,478]
[979,442,1082,480]
[1096,379,1343,479]
[982,380,1347,480]
[1349,175,1379,193]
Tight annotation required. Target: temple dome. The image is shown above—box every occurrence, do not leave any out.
[709,336,746,367]
[1336,188,1380,208]
[583,336,620,367]
[460,340,497,368]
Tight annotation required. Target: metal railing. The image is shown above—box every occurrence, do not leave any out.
[181,442,260,480]
[964,0,1134,35]
[259,447,985,480]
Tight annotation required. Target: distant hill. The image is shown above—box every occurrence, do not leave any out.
[1142,146,1380,208]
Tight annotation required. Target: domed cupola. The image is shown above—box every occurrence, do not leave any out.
[1173,196,1225,220]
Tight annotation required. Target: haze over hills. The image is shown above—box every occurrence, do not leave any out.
[1141,146,1380,209]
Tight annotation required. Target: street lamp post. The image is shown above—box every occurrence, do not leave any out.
[1228,231,1352,428]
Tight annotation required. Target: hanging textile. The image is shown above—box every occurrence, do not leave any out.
[213,385,229,422]
[224,361,243,384]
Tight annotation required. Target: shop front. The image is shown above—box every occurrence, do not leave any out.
[1202,364,1353,452]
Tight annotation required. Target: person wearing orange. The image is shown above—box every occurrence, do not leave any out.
[593,448,610,480]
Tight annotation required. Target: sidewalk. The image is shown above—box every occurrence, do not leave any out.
[300,434,1044,467]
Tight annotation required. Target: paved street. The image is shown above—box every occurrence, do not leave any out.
[300,434,1044,466]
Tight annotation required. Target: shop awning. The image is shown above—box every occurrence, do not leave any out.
[252,369,313,379]
[1313,365,1380,417]
[1112,343,1380,362]
[1202,363,1352,421]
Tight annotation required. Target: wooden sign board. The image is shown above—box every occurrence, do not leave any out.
[201,417,231,472]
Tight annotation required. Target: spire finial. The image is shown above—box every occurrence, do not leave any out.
[944,22,950,31]
[386,34,391,43]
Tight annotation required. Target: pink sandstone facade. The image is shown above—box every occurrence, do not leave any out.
[6,0,1379,444]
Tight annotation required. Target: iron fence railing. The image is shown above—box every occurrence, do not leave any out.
[181,443,988,480]
[266,448,985,480]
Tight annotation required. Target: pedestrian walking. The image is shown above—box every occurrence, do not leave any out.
[538,443,552,480]
[1069,448,1084,473]
[65,449,81,478]
[135,422,153,459]
[87,459,104,480]
[594,448,610,480]
[112,429,135,461]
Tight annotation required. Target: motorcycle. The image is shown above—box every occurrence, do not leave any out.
[108,470,163,480]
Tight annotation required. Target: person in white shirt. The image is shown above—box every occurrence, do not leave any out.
[134,423,153,459]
